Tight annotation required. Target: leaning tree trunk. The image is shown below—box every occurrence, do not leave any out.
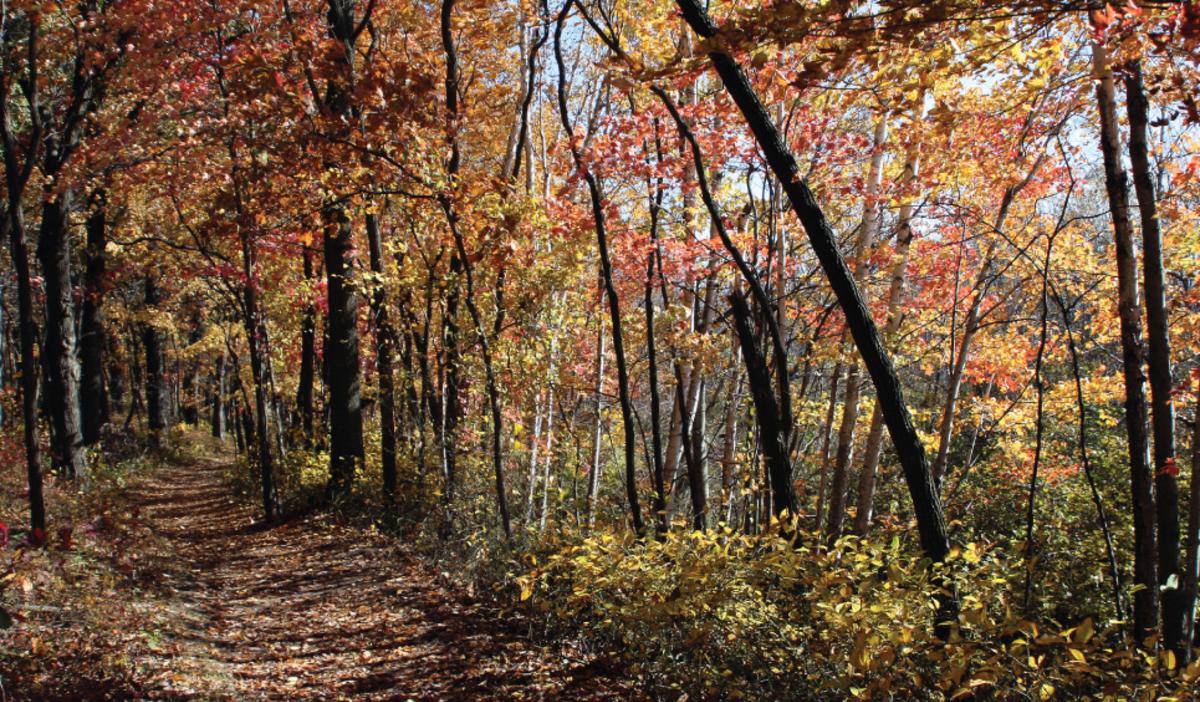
[38,191,88,479]
[669,0,950,582]
[729,291,795,518]
[1125,60,1183,656]
[80,195,109,445]
[1092,38,1158,642]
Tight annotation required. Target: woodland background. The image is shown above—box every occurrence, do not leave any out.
[2,0,1200,699]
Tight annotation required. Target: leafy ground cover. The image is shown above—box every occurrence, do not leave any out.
[0,434,645,701]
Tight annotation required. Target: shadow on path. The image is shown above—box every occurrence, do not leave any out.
[128,457,643,701]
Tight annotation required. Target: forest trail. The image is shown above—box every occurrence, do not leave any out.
[122,455,642,701]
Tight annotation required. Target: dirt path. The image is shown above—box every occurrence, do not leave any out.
[124,456,644,701]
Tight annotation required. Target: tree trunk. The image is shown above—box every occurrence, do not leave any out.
[854,149,919,536]
[441,0,512,540]
[211,353,226,440]
[80,195,109,445]
[143,275,168,433]
[1125,60,1183,655]
[555,3,644,536]
[233,400,245,453]
[720,360,744,524]
[538,380,559,532]
[729,290,795,519]
[1092,38,1158,642]
[321,0,368,502]
[815,363,842,530]
[685,280,716,531]
[296,250,317,443]
[367,213,398,502]
[671,0,950,565]
[2,207,45,534]
[688,374,709,531]
[38,192,88,478]
[645,184,668,536]
[826,117,887,540]
[1182,388,1200,654]
[323,208,364,500]
[587,312,607,526]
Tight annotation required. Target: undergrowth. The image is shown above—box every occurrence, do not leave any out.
[222,429,1200,701]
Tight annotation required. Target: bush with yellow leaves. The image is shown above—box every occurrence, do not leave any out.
[517,524,1199,700]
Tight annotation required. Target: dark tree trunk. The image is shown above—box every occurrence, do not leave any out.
[554,3,644,536]
[366,213,398,502]
[1125,61,1183,655]
[38,191,87,478]
[442,0,512,539]
[323,208,364,500]
[243,299,278,520]
[80,195,109,445]
[1183,389,1200,654]
[143,275,168,433]
[181,312,203,426]
[241,403,257,459]
[670,0,949,566]
[108,334,126,417]
[3,208,45,534]
[2,52,46,532]
[1092,39,1158,641]
[124,322,144,428]
[644,182,668,537]
[442,257,463,503]
[321,0,369,503]
[211,354,226,440]
[233,399,246,454]
[296,250,317,443]
[729,291,795,519]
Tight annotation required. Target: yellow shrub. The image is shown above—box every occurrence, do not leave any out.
[519,525,1200,700]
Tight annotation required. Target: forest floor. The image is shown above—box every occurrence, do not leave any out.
[2,449,647,701]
